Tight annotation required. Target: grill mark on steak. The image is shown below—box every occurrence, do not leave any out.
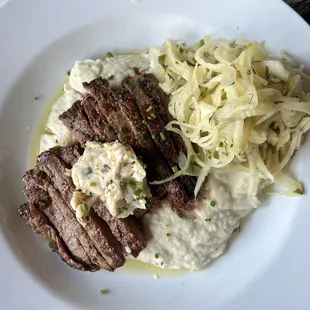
[58,100,98,143]
[19,203,90,271]
[93,202,146,258]
[83,78,137,147]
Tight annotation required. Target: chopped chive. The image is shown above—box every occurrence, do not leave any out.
[200,87,207,94]
[131,161,136,165]
[205,218,211,222]
[160,132,166,141]
[83,167,92,175]
[100,289,107,295]
[67,70,71,76]
[128,178,137,187]
[147,116,153,121]
[81,203,89,212]
[150,112,156,119]
[134,113,139,120]
[122,162,127,167]
[210,200,216,207]
[247,68,251,75]
[130,78,135,85]
[190,155,195,163]
[133,67,139,74]
[158,54,166,66]
[134,188,143,196]
[104,164,111,170]
[252,68,257,74]
[166,233,171,237]
[206,150,212,159]
[108,75,114,80]
[34,96,39,100]
[172,165,179,173]
[142,120,148,125]
[294,188,304,195]
[106,52,114,58]
[89,182,96,187]
[219,142,223,147]
[81,143,85,149]
[154,253,160,259]
[204,51,210,58]
[146,105,153,112]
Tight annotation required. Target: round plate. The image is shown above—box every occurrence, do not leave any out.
[1,0,310,309]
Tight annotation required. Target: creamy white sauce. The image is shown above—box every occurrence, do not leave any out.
[138,171,257,270]
[38,52,259,270]
[71,141,150,218]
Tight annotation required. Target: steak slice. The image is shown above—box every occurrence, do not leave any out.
[59,100,98,143]
[36,149,126,269]
[23,169,109,271]
[54,143,84,167]
[82,96,117,142]
[83,78,137,147]
[19,203,89,271]
[135,74,197,198]
[93,202,146,258]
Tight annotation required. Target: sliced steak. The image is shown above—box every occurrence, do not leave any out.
[82,96,117,142]
[36,149,126,269]
[83,78,137,147]
[59,100,97,143]
[19,203,89,271]
[54,143,84,166]
[23,169,108,270]
[93,202,146,258]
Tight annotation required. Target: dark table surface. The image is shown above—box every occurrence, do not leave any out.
[286,0,310,23]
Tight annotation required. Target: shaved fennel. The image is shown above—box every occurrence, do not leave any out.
[149,36,310,198]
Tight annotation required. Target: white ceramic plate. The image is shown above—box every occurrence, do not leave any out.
[1,0,310,309]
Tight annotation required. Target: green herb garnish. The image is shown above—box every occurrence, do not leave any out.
[128,178,137,187]
[134,188,143,196]
[130,78,135,85]
[131,161,136,165]
[210,200,216,207]
[133,67,139,74]
[154,253,160,259]
[100,289,107,295]
[146,105,153,112]
[172,165,179,173]
[108,75,114,80]
[83,167,92,175]
[205,218,211,222]
[34,96,39,100]
[247,68,251,75]
[150,112,156,119]
[166,233,171,237]
[106,51,114,58]
[81,203,89,212]
[294,188,304,195]
[104,164,111,170]
[90,182,96,187]
[142,120,148,126]
[158,54,166,67]
[67,70,71,76]
[160,132,166,141]
[200,87,207,94]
